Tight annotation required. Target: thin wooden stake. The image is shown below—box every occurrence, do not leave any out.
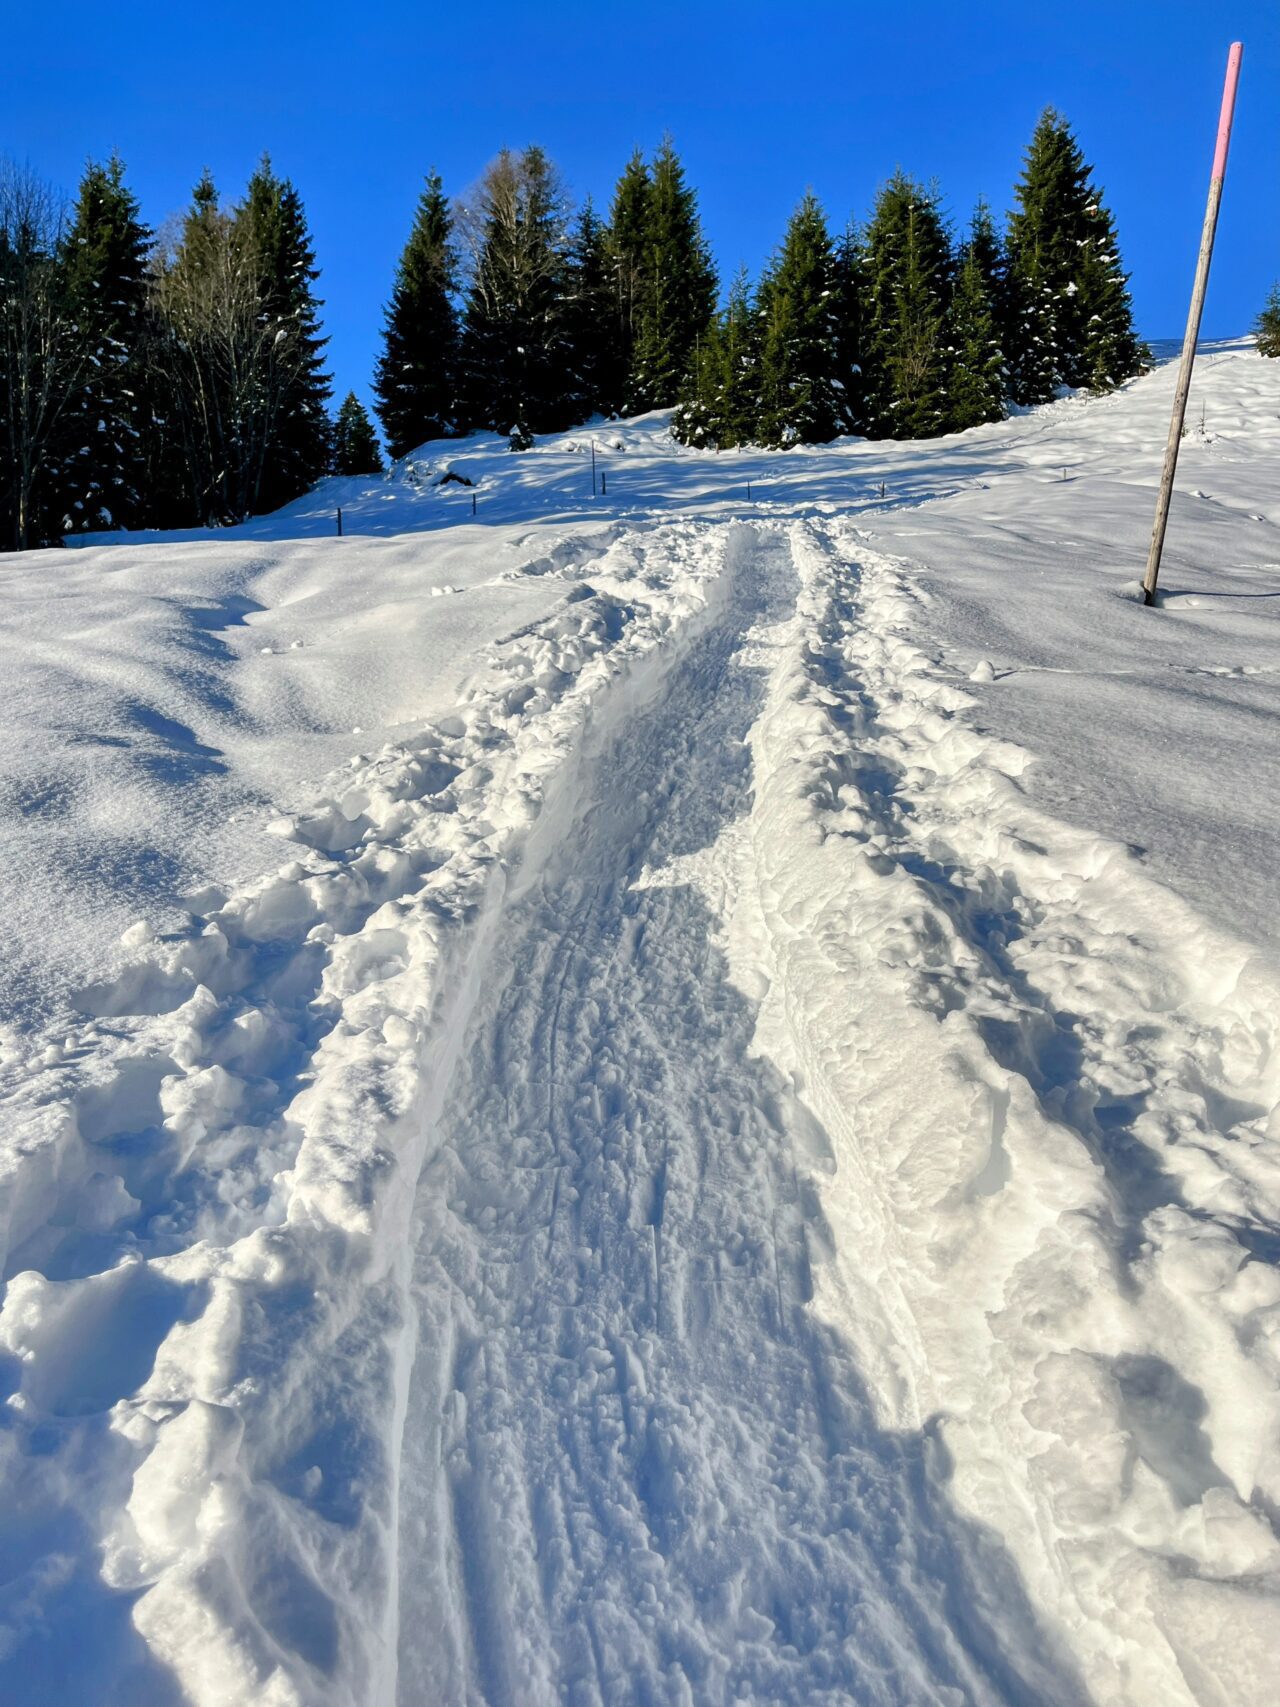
[471,491,476,516]
[336,507,343,537]
[591,441,597,496]
[1142,42,1243,607]
[601,472,607,495]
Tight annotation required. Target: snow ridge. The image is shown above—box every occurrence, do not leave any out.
[0,522,736,1705]
[741,519,1280,1705]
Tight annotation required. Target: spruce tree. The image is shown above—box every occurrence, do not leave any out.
[1256,283,1280,358]
[460,146,570,447]
[946,219,1006,431]
[966,197,1009,349]
[719,269,763,447]
[1005,109,1146,402]
[237,158,332,512]
[966,197,1006,301]
[673,268,759,448]
[1004,111,1082,402]
[862,172,953,439]
[672,320,723,448]
[332,392,384,474]
[0,164,87,548]
[59,155,152,531]
[831,223,870,435]
[604,150,651,412]
[563,199,614,420]
[756,192,840,447]
[627,138,716,412]
[1075,196,1150,392]
[374,173,460,457]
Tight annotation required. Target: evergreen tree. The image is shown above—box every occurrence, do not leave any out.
[945,208,1006,431]
[862,172,953,439]
[756,192,840,447]
[627,138,717,412]
[331,391,384,474]
[1004,111,1083,402]
[59,154,152,531]
[460,146,570,447]
[374,172,460,458]
[1074,195,1150,392]
[604,150,651,411]
[0,164,87,548]
[237,158,332,512]
[966,196,1009,348]
[673,267,759,448]
[831,223,870,434]
[672,320,722,448]
[966,197,1006,301]
[1005,109,1146,402]
[1256,283,1280,358]
[719,270,763,447]
[563,199,614,420]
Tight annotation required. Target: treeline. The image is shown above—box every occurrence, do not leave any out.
[679,113,1151,448]
[375,111,1149,459]
[373,139,716,456]
[0,156,345,550]
[2,112,1148,550]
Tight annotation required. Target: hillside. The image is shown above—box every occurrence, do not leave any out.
[1,343,1278,1706]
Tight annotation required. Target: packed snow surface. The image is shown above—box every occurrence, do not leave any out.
[1,343,1278,1706]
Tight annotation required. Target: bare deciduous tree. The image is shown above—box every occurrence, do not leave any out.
[149,174,323,525]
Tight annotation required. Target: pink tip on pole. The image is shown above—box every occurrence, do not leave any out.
[1211,42,1244,181]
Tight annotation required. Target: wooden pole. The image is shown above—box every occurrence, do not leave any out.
[336,507,343,537]
[591,441,597,496]
[1142,42,1242,607]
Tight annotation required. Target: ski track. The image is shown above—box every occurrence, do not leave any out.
[2,500,1278,1704]
[395,528,1084,1707]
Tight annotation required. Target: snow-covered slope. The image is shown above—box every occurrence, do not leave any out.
[1,344,1278,1706]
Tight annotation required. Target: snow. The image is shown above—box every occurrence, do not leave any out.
[2,342,1279,1705]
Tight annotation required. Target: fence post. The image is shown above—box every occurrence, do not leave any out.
[336,507,343,537]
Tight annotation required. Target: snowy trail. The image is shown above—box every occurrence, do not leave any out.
[3,353,1279,1706]
[738,522,1280,1706]
[395,527,1077,1706]
[0,522,742,1705]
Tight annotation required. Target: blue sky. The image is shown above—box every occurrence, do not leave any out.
[4,1,1276,412]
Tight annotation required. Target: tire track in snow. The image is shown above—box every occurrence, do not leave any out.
[396,527,1082,1706]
